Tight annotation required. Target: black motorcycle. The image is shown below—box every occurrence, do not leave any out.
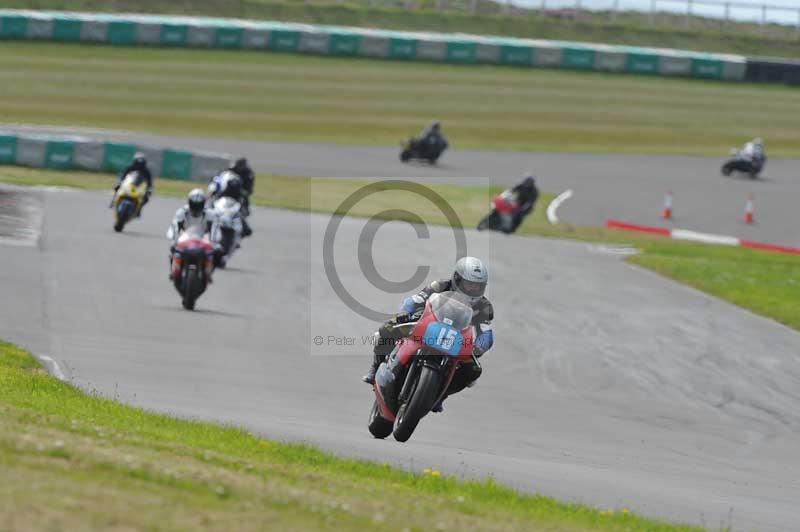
[400,136,448,164]
[721,150,765,179]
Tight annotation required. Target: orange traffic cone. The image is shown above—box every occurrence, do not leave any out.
[661,191,673,220]
[743,194,755,224]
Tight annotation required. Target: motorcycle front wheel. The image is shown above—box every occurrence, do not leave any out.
[114,199,134,232]
[182,266,200,310]
[393,365,441,442]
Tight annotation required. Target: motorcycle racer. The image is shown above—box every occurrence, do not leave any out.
[363,257,494,412]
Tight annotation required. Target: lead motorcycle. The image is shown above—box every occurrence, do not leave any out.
[477,190,520,234]
[210,196,243,268]
[169,226,215,311]
[111,171,147,232]
[368,291,478,442]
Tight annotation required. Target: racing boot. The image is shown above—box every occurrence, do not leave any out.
[362,354,382,385]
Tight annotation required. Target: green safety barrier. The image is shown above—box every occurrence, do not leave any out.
[0,10,750,82]
[214,27,242,48]
[161,149,193,180]
[0,14,27,38]
[388,38,417,59]
[0,131,229,181]
[329,33,359,56]
[563,48,596,70]
[447,41,476,63]
[102,142,137,172]
[0,135,17,164]
[53,18,81,41]
[692,58,724,78]
[44,140,75,169]
[160,24,188,46]
[107,21,136,45]
[500,45,534,66]
[270,29,300,52]
[626,53,660,74]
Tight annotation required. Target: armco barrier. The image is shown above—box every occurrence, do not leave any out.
[0,131,232,181]
[0,10,748,82]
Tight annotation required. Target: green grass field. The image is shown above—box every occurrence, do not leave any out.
[9,0,800,58]
[0,340,704,532]
[5,167,800,332]
[2,43,799,156]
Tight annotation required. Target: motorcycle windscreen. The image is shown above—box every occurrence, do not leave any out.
[125,172,146,187]
[428,291,473,331]
[177,225,206,244]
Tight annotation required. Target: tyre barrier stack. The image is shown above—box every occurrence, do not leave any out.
[0,130,232,181]
[0,9,752,82]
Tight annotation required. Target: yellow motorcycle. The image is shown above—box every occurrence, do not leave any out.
[112,172,148,232]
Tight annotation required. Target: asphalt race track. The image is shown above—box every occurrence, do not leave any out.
[2,184,800,531]
[5,124,800,247]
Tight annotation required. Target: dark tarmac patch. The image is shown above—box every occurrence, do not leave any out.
[0,186,43,247]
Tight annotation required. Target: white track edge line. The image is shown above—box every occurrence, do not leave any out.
[547,189,573,225]
[671,229,740,246]
[38,356,67,381]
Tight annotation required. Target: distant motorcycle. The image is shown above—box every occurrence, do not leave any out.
[111,171,147,232]
[400,136,448,164]
[477,190,520,234]
[368,291,477,442]
[169,226,215,311]
[210,196,243,268]
[721,149,765,179]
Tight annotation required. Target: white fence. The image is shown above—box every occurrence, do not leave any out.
[341,0,800,28]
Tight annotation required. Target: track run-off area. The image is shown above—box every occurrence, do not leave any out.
[2,183,800,531]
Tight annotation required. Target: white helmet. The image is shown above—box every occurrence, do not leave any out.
[187,188,206,216]
[452,257,488,303]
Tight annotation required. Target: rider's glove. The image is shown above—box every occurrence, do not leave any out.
[394,312,412,325]
[473,329,493,358]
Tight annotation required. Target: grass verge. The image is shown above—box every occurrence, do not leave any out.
[3,166,800,331]
[1,42,799,155]
[10,0,800,58]
[0,339,702,531]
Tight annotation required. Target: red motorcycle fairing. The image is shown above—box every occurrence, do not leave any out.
[171,232,215,280]
[492,192,519,214]
[372,296,475,422]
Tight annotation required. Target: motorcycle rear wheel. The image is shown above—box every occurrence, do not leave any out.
[393,365,441,442]
[368,399,393,439]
